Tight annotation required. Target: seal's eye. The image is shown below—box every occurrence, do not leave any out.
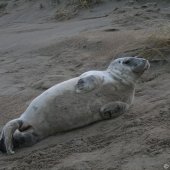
[123,60,131,65]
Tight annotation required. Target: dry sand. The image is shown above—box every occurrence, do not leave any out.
[0,0,170,169]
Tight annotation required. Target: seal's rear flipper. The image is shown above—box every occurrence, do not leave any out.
[13,131,39,148]
[0,119,33,154]
[0,135,7,153]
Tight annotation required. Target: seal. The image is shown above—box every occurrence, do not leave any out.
[0,57,150,154]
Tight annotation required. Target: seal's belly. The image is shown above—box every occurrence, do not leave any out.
[43,87,124,133]
[43,91,103,133]
[21,82,127,136]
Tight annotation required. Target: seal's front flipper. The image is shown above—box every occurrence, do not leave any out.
[76,75,100,93]
[100,101,129,120]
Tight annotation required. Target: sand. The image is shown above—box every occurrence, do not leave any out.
[0,0,170,169]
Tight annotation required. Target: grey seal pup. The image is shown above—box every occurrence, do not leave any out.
[0,57,150,154]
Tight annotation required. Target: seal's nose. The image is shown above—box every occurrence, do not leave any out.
[135,57,148,65]
[136,58,150,69]
[130,57,150,73]
[123,57,146,66]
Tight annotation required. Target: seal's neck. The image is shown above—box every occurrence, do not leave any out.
[107,67,136,87]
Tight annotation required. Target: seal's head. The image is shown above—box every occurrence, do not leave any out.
[108,57,150,80]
